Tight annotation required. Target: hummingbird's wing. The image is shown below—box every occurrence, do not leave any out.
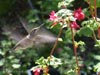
[17,15,31,33]
[31,27,57,45]
[2,15,31,42]
[13,35,33,50]
[13,26,57,50]
[2,24,28,42]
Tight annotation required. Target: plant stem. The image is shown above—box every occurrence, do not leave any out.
[50,27,63,57]
[94,0,97,21]
[92,0,97,41]
[87,0,94,18]
[88,0,97,42]
[92,29,97,42]
[87,0,97,20]
[70,28,80,75]
[47,27,63,74]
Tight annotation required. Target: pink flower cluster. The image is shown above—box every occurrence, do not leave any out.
[33,68,42,75]
[49,8,85,29]
[74,8,85,21]
[70,21,80,29]
[49,10,58,21]
[71,8,85,29]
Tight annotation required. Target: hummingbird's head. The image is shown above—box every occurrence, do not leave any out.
[29,27,41,38]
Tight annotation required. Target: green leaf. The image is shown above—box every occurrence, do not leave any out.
[49,56,62,68]
[77,41,85,46]
[83,8,91,17]
[0,49,5,56]
[56,9,73,17]
[0,59,5,66]
[35,56,62,68]
[58,0,74,8]
[85,0,100,8]
[95,40,100,48]
[78,27,93,37]
[8,55,15,59]
[82,19,100,30]
[67,69,77,75]
[12,64,21,69]
[35,57,47,65]
[11,59,20,63]
[93,55,100,60]
[94,63,100,72]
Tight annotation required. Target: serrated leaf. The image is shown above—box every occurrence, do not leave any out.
[78,27,93,37]
[35,56,62,68]
[35,57,46,65]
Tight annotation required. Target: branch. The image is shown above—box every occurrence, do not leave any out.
[70,28,80,75]
[94,0,97,21]
[50,27,63,57]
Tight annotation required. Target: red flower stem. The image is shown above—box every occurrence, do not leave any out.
[48,26,63,75]
[92,0,97,41]
[87,0,94,18]
[87,0,97,41]
[50,27,63,57]
[70,28,80,75]
[94,0,97,21]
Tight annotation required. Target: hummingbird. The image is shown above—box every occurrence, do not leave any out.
[12,24,42,50]
[2,16,57,50]
[13,23,55,50]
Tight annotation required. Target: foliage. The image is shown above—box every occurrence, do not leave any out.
[85,0,100,8]
[30,56,62,75]
[0,0,100,75]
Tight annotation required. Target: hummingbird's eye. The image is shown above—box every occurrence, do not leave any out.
[33,28,38,31]
[29,28,39,38]
[31,28,38,33]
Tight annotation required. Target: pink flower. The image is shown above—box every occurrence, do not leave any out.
[33,68,42,75]
[70,21,80,29]
[74,8,85,21]
[49,10,58,21]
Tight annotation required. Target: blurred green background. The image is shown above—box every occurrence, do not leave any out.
[0,0,100,75]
